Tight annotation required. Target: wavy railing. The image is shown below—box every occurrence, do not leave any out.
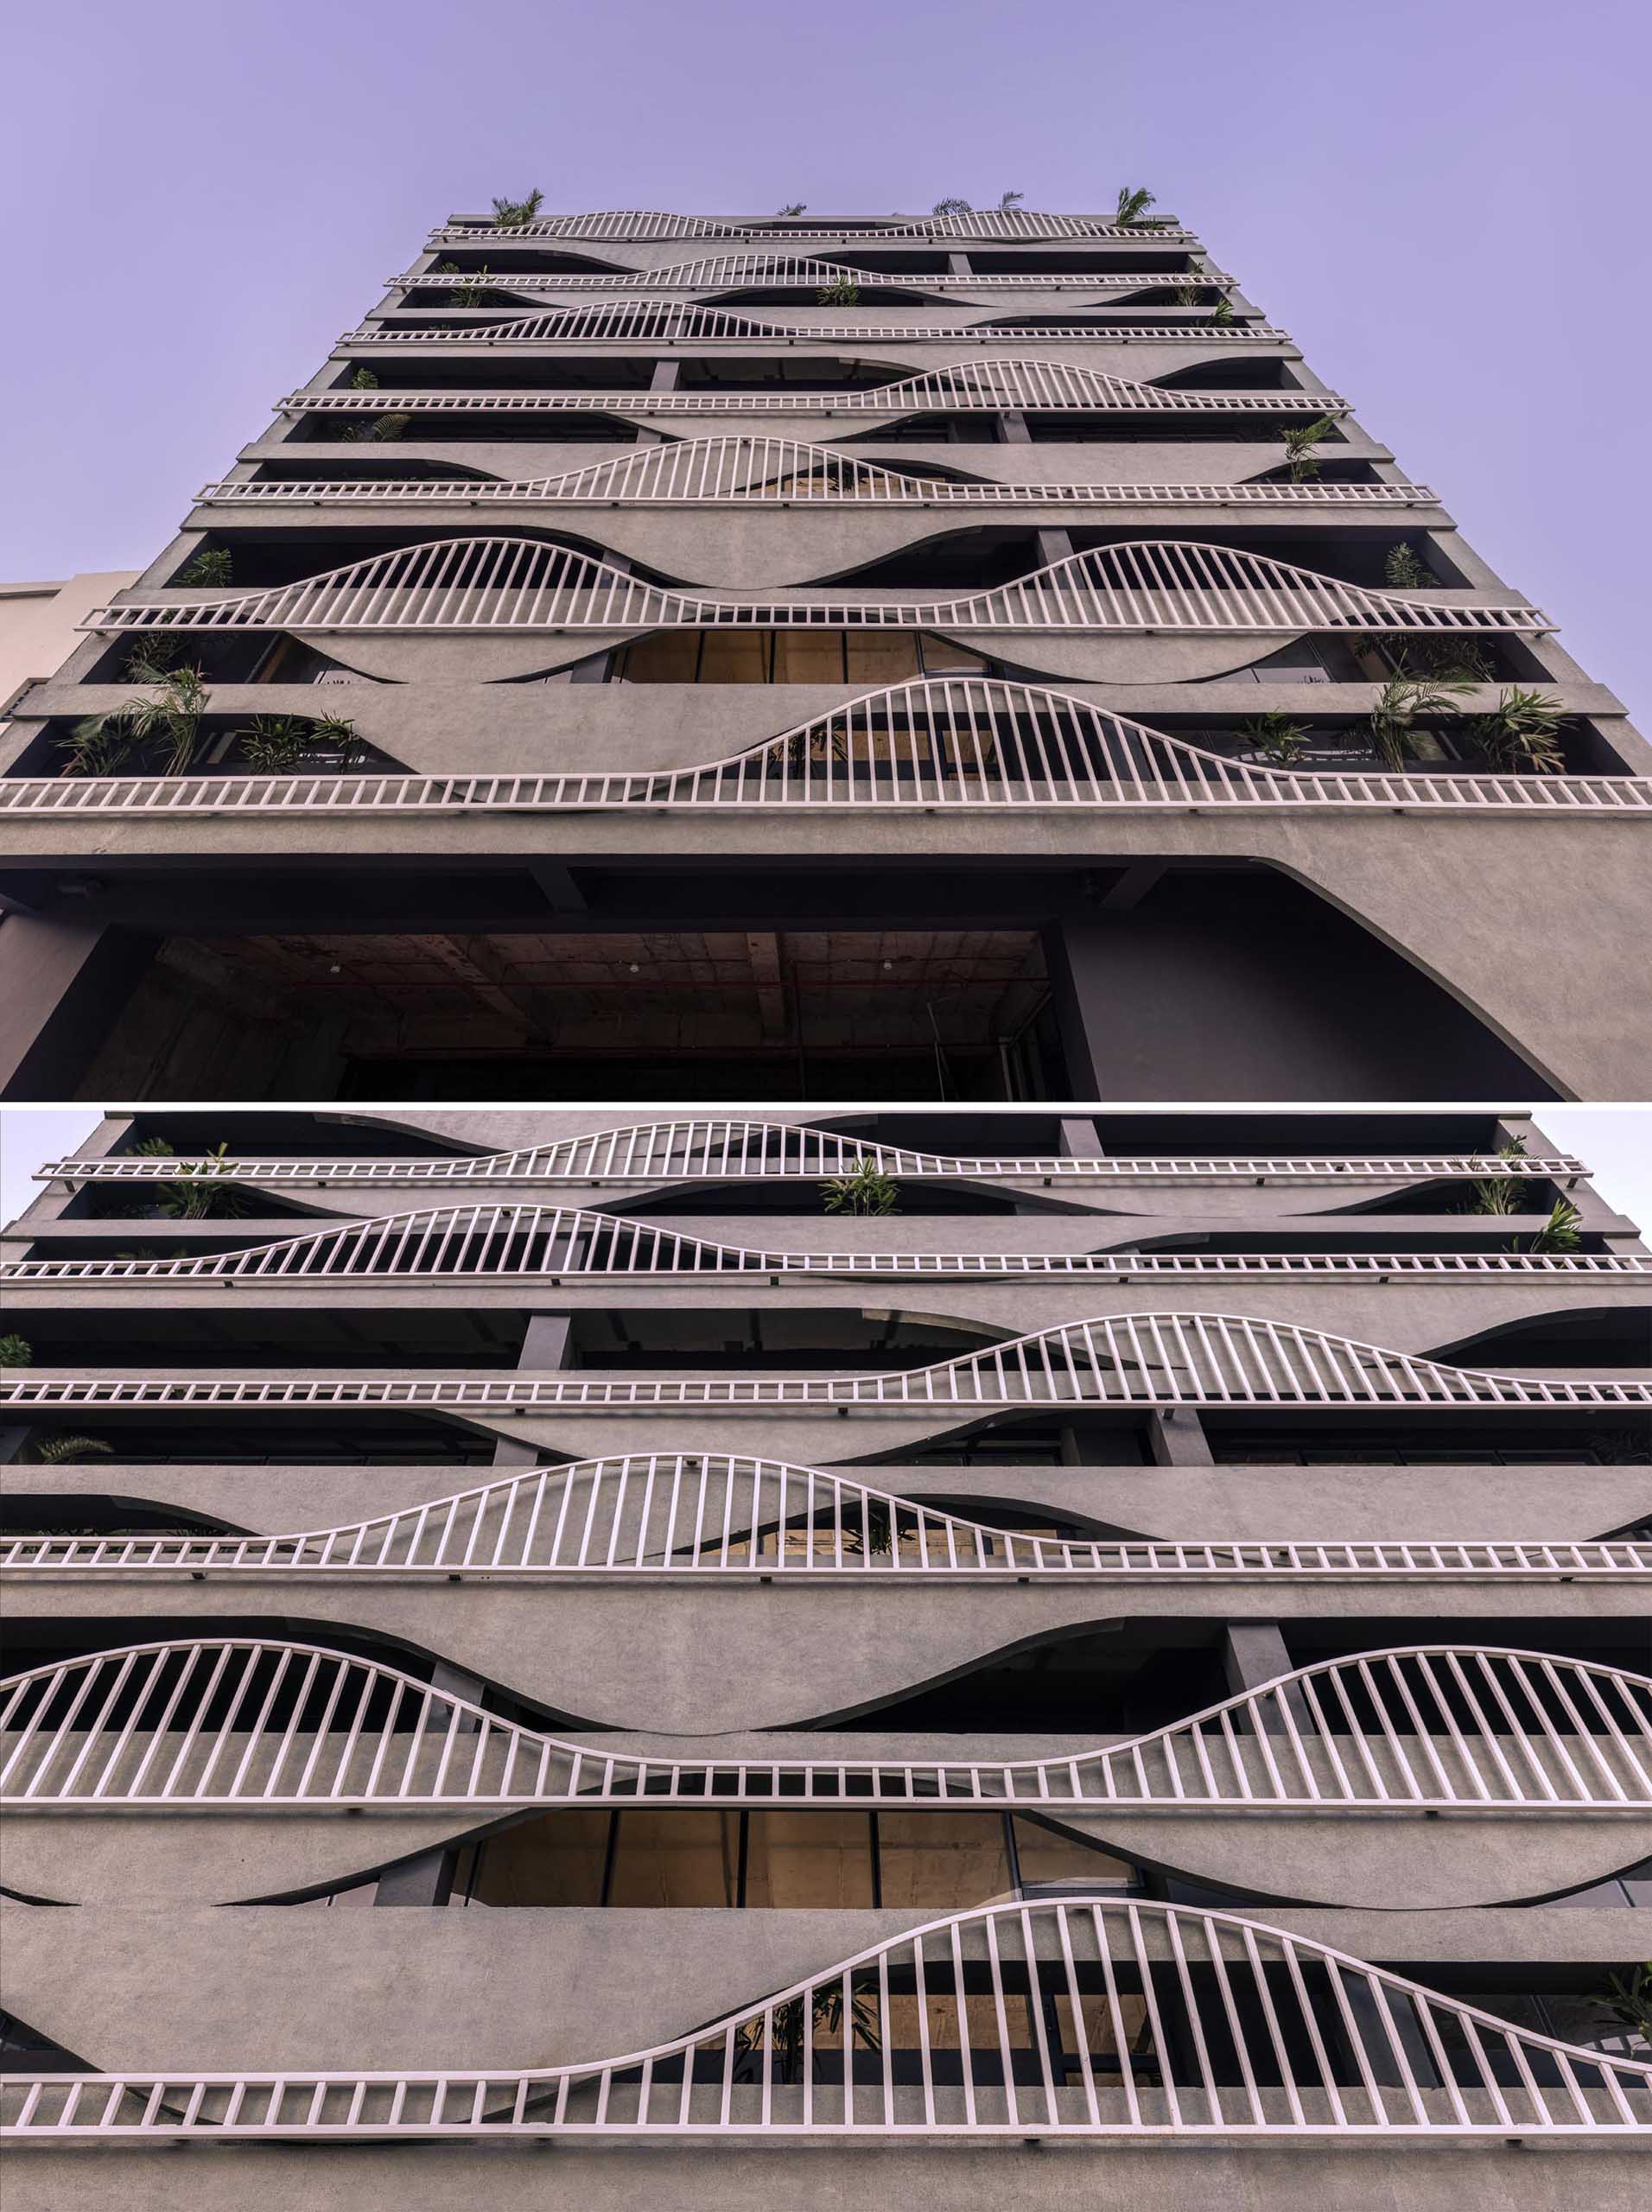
[389,256,1212,296]
[347,307,1279,345]
[429,208,1197,243]
[6,1457,1648,1581]
[16,679,1637,818]
[39,1133,1587,1189]
[5,1203,1643,1286]
[4,1640,1649,1810]
[285,360,1344,419]
[197,433,1424,512]
[3,1318,1647,1414]
[7,1899,1650,2142]
[81,542,1547,637]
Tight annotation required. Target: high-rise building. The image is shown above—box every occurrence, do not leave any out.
[1,206,1648,1103]
[2,1103,1649,2208]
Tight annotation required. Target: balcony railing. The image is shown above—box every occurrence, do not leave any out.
[19,681,1632,822]
[429,208,1197,243]
[5,1898,1649,2141]
[6,1457,1647,1582]
[5,1639,1649,1811]
[387,256,1221,295]
[35,1134,1589,1188]
[3,1319,1647,1413]
[196,459,1440,511]
[4,1205,1643,1286]
[283,360,1345,418]
[80,544,1548,638]
[345,308,1283,345]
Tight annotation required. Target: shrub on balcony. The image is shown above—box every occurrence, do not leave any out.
[0,1335,31,1366]
[30,1435,114,1464]
[177,546,232,587]
[1466,687,1566,775]
[1383,545,1430,589]
[1115,186,1172,228]
[232,713,367,772]
[489,188,543,227]
[1367,674,1472,767]
[821,1159,900,1216]
[130,1135,246,1218]
[1239,713,1312,766]
[1281,415,1338,483]
[66,665,207,778]
[816,276,861,306]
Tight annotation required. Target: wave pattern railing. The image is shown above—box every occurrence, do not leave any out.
[3,1318,1647,1414]
[6,1459,1649,1582]
[389,257,1214,296]
[82,543,1547,637]
[428,208,1196,243]
[5,1204,1644,1285]
[285,361,1344,420]
[6,1898,1650,2140]
[35,1135,1589,1189]
[16,678,1640,817]
[4,1641,1649,1810]
[348,308,1280,346]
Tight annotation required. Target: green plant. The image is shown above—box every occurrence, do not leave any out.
[1467,1136,1528,1217]
[490,188,543,227]
[1466,687,1566,776]
[127,1135,245,1218]
[349,365,380,391]
[1525,1196,1583,1253]
[842,1500,894,1555]
[776,202,806,217]
[821,1157,899,1216]
[0,1334,31,1366]
[342,410,413,443]
[931,197,973,215]
[436,262,493,305]
[1367,673,1471,767]
[816,275,860,306]
[234,713,365,772]
[32,1435,114,1465]
[1382,635,1496,684]
[67,664,208,778]
[1598,1962,1652,2049]
[1240,712,1312,766]
[1383,544,1429,589]
[735,1980,880,2083]
[998,189,1024,208]
[1281,414,1338,482]
[1205,297,1235,325]
[1172,283,1204,306]
[121,634,188,681]
[1115,186,1172,228]
[177,546,232,587]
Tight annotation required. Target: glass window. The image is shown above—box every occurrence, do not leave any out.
[845,632,923,684]
[876,1811,1014,1911]
[607,1808,740,1906]
[918,633,989,677]
[700,631,772,683]
[772,632,847,684]
[743,1809,876,1908]
[467,1809,609,1906]
[1011,1817,1135,1892]
[617,631,699,683]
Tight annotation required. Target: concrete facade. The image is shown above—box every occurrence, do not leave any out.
[1,1101,1649,2196]
[0,204,1647,1099]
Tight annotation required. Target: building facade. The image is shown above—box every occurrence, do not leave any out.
[0,205,1649,1103]
[1,1103,1649,2207]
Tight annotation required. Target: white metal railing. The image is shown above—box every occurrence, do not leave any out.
[196,464,1439,511]
[5,1457,1648,1582]
[387,257,1218,296]
[4,1204,1643,1287]
[346,308,1280,346]
[35,1134,1590,1189]
[80,543,1548,638]
[15,678,1632,821]
[3,1317,1647,1414]
[3,1640,1649,1810]
[429,208,1197,243]
[283,361,1344,419]
[5,1898,1650,2141]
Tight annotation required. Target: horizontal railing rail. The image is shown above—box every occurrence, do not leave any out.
[4,1205,1643,1285]
[428,208,1198,243]
[5,1457,1647,1581]
[13,1899,1648,2141]
[4,1640,1649,1812]
[387,258,1221,295]
[283,361,1345,419]
[35,1137,1589,1188]
[346,308,1281,346]
[80,543,1549,637]
[3,1317,1647,1413]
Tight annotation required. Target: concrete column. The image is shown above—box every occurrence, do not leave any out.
[1221,1622,1302,1736]
[0,914,156,1099]
[648,361,680,393]
[999,410,1031,443]
[492,1312,572,1466]
[1058,1116,1100,1155]
[946,252,972,277]
[1148,1411,1214,1465]
[372,1662,486,1906]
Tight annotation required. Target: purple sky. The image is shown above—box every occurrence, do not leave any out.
[4,0,1648,719]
